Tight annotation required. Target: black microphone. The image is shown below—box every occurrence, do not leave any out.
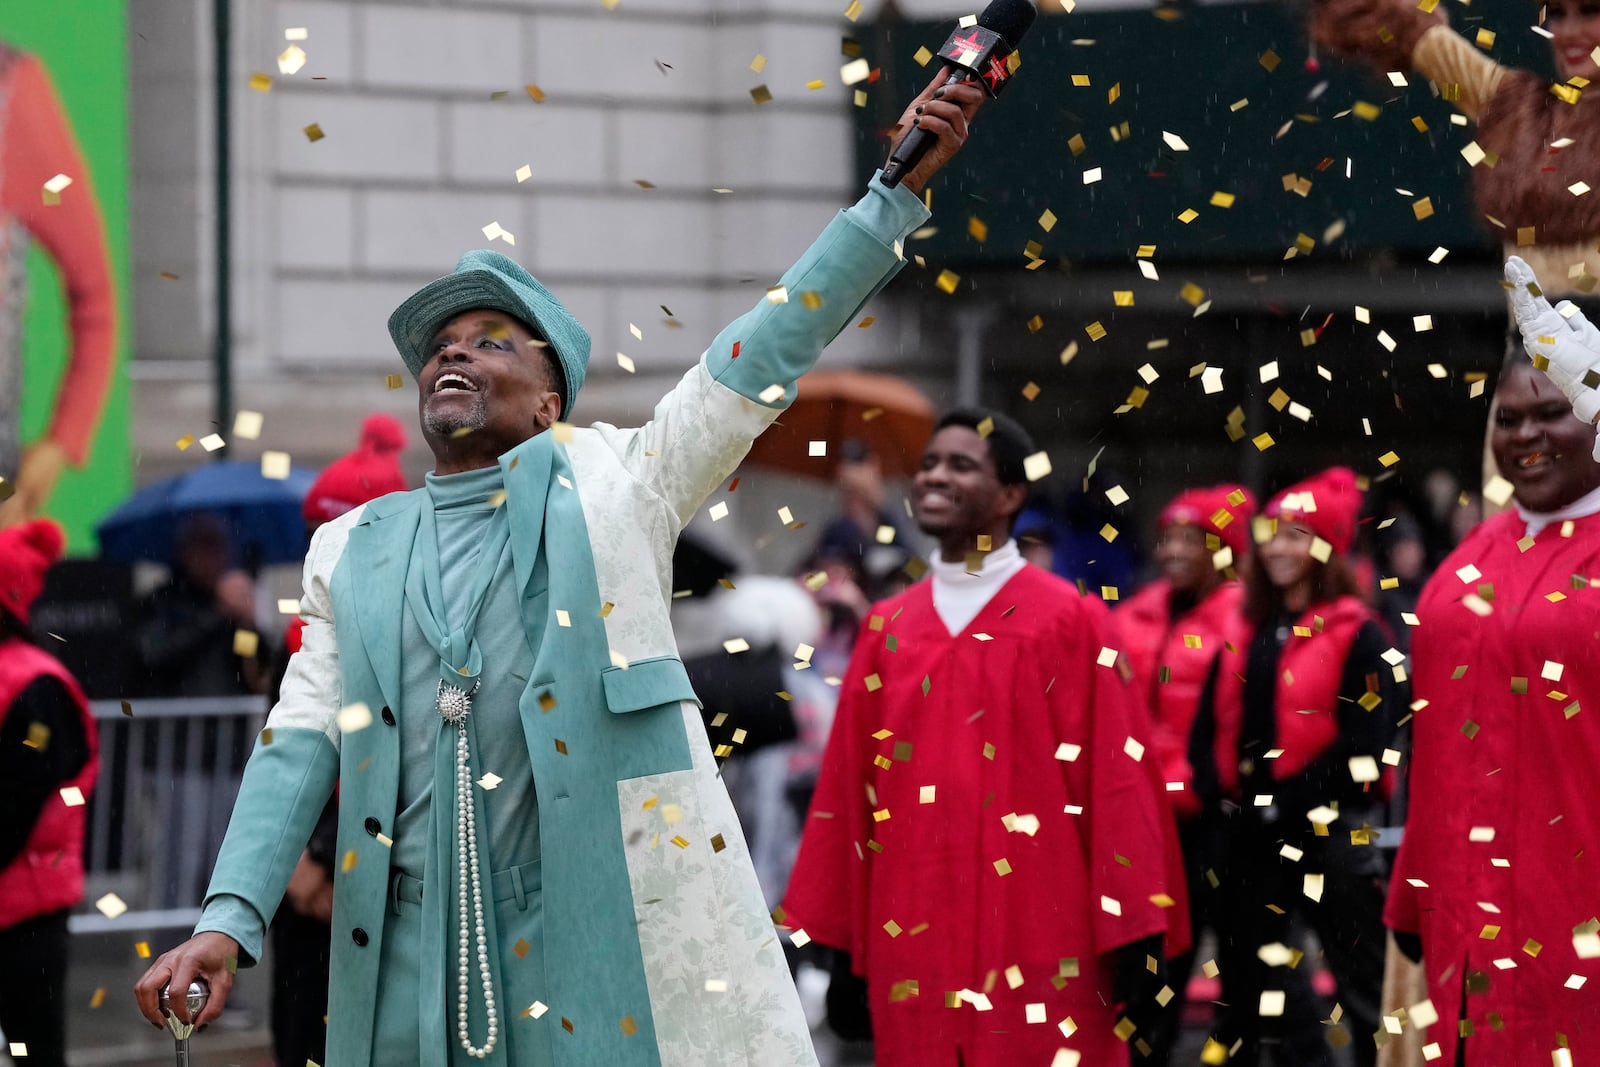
[880,0,1037,189]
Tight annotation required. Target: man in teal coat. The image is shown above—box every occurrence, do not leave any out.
[135,79,983,1065]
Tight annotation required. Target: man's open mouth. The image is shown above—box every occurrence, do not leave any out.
[433,372,480,394]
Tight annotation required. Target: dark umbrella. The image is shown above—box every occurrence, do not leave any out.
[96,460,316,566]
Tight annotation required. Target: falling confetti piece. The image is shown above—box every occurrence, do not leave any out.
[336,703,372,732]
[278,44,307,75]
[261,451,292,480]
[303,123,325,142]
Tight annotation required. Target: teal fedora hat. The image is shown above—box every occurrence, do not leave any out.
[387,249,590,421]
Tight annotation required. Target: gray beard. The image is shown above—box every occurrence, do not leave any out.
[422,391,488,439]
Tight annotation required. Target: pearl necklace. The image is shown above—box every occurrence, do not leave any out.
[441,680,498,1058]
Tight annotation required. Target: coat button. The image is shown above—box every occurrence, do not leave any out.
[381,706,395,726]
[352,928,369,947]
[364,817,381,836]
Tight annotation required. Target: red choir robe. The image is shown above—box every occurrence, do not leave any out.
[783,565,1186,1066]
[1389,509,1600,1064]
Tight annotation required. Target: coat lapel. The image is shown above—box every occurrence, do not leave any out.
[501,435,555,598]
[343,492,422,714]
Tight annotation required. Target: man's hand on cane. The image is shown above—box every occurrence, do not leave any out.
[134,931,239,1029]
[1507,255,1600,458]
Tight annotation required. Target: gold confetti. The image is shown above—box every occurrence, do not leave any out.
[303,123,325,142]
[89,988,106,1009]
[1259,49,1281,71]
[749,85,772,106]
[526,84,546,102]
[1210,191,1236,208]
[936,270,960,294]
[233,630,260,657]
[249,72,273,92]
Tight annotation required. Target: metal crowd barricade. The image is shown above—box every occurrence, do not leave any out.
[70,695,268,935]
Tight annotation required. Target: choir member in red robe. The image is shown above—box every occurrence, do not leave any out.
[1190,467,1401,1066]
[1117,484,1255,1065]
[783,409,1187,1067]
[1387,345,1600,1064]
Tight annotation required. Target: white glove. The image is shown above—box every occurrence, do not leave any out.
[1506,256,1600,435]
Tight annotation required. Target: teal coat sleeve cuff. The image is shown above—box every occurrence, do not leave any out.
[198,726,340,966]
[705,171,931,407]
[194,894,266,967]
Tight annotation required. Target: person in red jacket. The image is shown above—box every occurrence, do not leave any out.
[0,519,98,1067]
[1386,350,1600,1064]
[1117,484,1255,1065]
[1190,468,1401,1067]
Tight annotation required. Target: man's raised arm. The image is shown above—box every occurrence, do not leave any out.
[592,76,986,525]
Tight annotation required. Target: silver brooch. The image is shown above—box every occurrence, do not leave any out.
[436,679,480,726]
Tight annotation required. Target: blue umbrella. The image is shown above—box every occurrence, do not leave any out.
[97,460,317,566]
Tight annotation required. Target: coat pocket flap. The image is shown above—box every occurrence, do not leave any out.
[601,655,700,714]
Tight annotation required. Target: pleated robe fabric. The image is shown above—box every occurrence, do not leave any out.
[784,565,1183,1067]
[1389,509,1600,1063]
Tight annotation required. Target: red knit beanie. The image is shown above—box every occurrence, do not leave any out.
[0,519,64,626]
[1158,484,1257,559]
[302,414,409,524]
[1265,467,1362,556]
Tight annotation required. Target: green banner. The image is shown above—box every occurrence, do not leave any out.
[0,2,130,553]
[855,0,1552,264]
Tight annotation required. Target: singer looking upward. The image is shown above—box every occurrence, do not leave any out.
[132,74,986,1067]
